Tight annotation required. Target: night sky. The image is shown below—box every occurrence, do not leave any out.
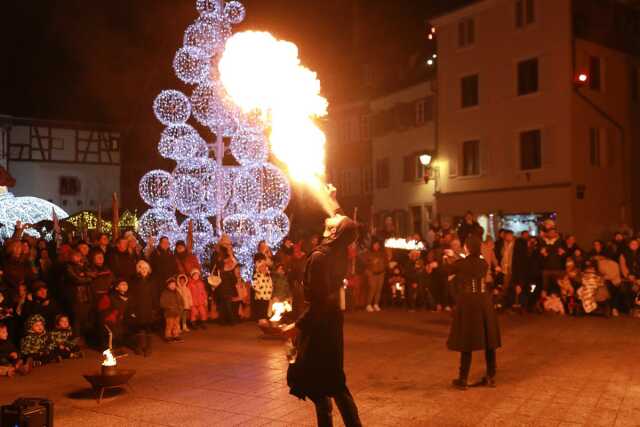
[0,0,469,212]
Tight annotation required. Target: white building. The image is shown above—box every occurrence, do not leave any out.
[370,80,437,237]
[0,115,121,214]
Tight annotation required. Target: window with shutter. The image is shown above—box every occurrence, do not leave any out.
[458,18,475,48]
[462,140,480,176]
[517,58,539,96]
[461,74,479,108]
[519,130,542,170]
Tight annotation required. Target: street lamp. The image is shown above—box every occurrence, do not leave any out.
[419,154,433,184]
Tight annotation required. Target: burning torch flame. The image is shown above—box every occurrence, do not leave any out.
[270,301,292,323]
[219,31,334,212]
[102,349,117,367]
[384,238,426,251]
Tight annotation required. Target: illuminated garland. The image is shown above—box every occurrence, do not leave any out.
[139,0,291,278]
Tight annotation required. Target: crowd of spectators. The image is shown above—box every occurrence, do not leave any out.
[2,210,639,378]
[350,212,640,320]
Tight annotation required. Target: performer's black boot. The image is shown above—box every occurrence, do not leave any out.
[452,352,471,390]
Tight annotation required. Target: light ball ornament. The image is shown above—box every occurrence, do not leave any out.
[195,0,218,15]
[153,90,191,126]
[224,1,246,24]
[173,46,209,84]
[231,166,262,214]
[180,217,215,252]
[158,124,208,161]
[139,170,175,208]
[258,163,291,212]
[256,209,290,248]
[191,82,238,133]
[138,208,179,243]
[171,175,205,215]
[230,127,268,165]
[184,16,230,57]
[222,214,257,248]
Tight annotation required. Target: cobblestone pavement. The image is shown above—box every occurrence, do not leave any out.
[2,311,640,426]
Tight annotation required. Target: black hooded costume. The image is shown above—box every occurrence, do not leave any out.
[287,216,362,427]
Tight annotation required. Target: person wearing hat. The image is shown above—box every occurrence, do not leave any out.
[443,234,501,390]
[283,212,363,427]
[22,281,61,330]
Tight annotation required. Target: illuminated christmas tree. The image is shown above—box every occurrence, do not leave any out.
[138,0,291,276]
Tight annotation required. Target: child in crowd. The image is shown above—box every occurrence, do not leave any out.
[388,265,406,307]
[98,280,132,349]
[20,314,59,367]
[176,274,193,332]
[0,324,30,376]
[188,269,208,329]
[252,253,273,320]
[541,290,565,314]
[160,277,184,343]
[233,265,251,320]
[271,264,291,302]
[557,274,577,315]
[50,314,83,359]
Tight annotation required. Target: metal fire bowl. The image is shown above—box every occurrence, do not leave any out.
[257,319,285,337]
[83,369,136,389]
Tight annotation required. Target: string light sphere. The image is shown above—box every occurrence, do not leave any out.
[179,216,215,252]
[158,124,208,161]
[173,46,209,84]
[184,15,230,58]
[196,0,219,15]
[0,192,69,240]
[171,174,205,215]
[258,163,291,212]
[191,82,238,133]
[222,213,257,248]
[224,1,246,24]
[230,127,268,165]
[256,209,290,248]
[153,90,191,126]
[173,158,223,217]
[139,170,175,208]
[138,208,179,243]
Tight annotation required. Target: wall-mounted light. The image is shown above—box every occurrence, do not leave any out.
[419,154,432,167]
[575,72,589,87]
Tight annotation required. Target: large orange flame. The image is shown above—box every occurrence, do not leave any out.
[219,31,335,212]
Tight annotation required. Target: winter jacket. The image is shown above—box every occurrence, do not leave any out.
[129,275,157,326]
[149,249,178,285]
[160,288,184,317]
[88,265,114,299]
[0,339,18,365]
[107,249,137,282]
[65,263,93,304]
[187,278,208,307]
[176,253,201,275]
[20,315,53,356]
[176,283,193,310]
[3,256,36,289]
[50,328,75,349]
[252,271,273,301]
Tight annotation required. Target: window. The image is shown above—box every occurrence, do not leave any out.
[631,66,639,102]
[359,114,370,140]
[590,56,602,91]
[51,137,64,150]
[361,167,373,194]
[59,176,81,196]
[411,206,423,236]
[458,18,475,48]
[376,158,390,189]
[520,129,542,170]
[461,74,479,108]
[415,97,434,125]
[589,128,601,166]
[462,140,480,176]
[517,58,539,95]
[515,0,535,28]
[403,152,429,182]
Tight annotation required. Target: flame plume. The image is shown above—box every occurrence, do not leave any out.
[219,31,333,211]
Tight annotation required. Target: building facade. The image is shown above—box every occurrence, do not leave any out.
[431,0,640,243]
[326,80,437,237]
[0,115,121,214]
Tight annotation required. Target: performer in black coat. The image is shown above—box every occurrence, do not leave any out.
[284,214,362,427]
[444,235,501,390]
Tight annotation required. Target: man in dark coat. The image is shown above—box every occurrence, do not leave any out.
[284,215,362,427]
[443,235,501,390]
[149,237,179,293]
[107,238,137,283]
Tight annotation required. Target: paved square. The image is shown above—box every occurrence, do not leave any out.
[2,311,640,426]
